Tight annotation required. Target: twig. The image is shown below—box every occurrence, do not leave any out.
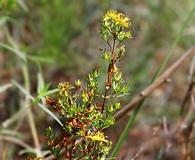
[180,56,195,115]
[173,56,195,160]
[0,135,32,149]
[180,117,195,160]
[115,47,195,120]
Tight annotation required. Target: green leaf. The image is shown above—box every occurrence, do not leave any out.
[102,51,111,61]
[114,102,121,110]
[27,55,53,64]
[37,72,45,94]
[125,31,132,39]
[117,31,125,41]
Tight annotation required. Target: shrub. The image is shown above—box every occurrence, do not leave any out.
[45,10,132,159]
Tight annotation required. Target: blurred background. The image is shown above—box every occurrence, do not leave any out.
[0,0,195,159]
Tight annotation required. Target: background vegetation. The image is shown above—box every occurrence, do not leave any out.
[0,0,195,159]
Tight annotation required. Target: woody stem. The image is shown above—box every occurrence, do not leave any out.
[101,38,116,113]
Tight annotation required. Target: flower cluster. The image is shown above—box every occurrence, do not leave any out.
[101,10,132,42]
[103,10,130,28]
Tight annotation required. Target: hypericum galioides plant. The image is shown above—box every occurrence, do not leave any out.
[45,10,132,160]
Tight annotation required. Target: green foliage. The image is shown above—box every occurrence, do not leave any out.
[1,0,86,70]
[45,10,132,159]
[0,0,18,15]
[31,0,84,66]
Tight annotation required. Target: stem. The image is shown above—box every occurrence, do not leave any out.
[101,38,116,113]
[22,64,42,157]
[2,29,43,157]
[0,135,33,149]
[101,88,109,113]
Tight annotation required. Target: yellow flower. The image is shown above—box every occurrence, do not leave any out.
[58,82,73,96]
[103,10,130,28]
[86,131,108,143]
